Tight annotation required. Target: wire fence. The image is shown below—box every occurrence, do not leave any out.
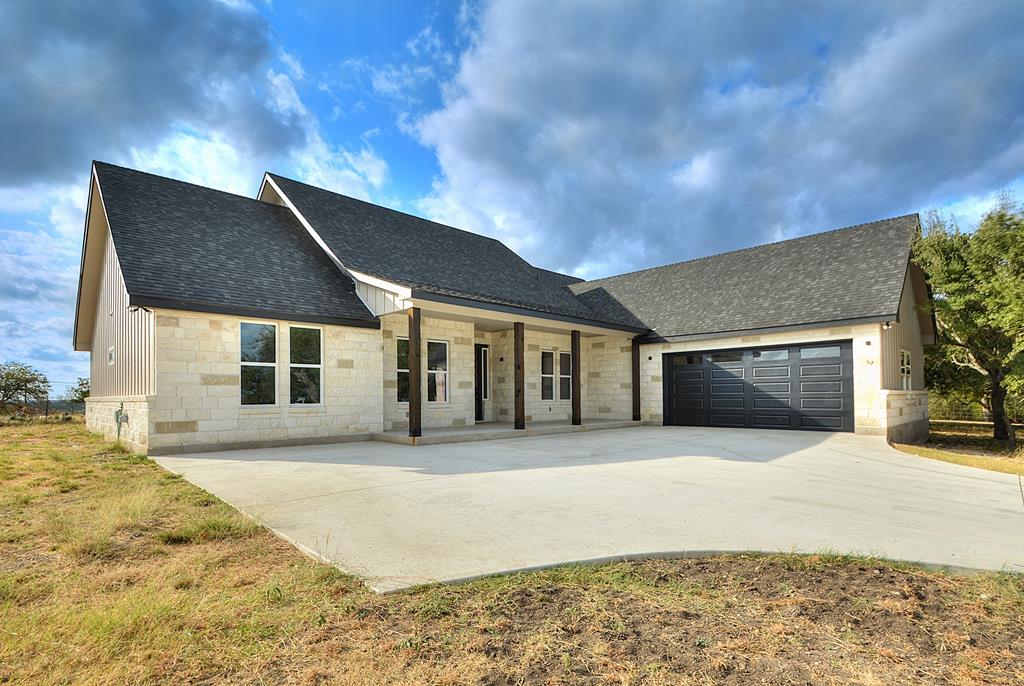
[928,395,1024,423]
[0,397,85,420]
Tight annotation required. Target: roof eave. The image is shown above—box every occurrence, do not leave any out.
[636,313,899,344]
[128,294,380,330]
[410,289,650,334]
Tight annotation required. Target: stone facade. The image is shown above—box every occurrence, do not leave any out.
[148,310,383,454]
[585,336,634,420]
[85,396,152,454]
[638,322,889,435]
[380,312,475,431]
[84,307,929,453]
[882,390,929,443]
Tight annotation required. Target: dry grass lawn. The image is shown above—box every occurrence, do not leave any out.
[894,421,1024,476]
[2,421,1022,685]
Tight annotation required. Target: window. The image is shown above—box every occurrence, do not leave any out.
[541,350,555,400]
[107,346,115,366]
[559,351,572,400]
[480,347,489,400]
[240,322,276,405]
[800,345,841,359]
[900,349,912,391]
[427,341,448,402]
[712,351,743,363]
[289,326,322,404]
[753,349,789,361]
[673,354,703,366]
[397,337,410,402]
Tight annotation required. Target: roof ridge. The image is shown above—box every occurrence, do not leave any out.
[581,213,920,286]
[266,171,509,247]
[93,160,283,209]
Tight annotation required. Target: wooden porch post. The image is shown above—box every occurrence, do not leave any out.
[408,306,422,437]
[514,322,525,429]
[631,338,641,421]
[571,330,581,425]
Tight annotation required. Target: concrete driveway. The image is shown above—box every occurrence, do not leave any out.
[156,426,1024,591]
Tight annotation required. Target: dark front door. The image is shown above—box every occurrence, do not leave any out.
[474,344,488,421]
[663,341,854,432]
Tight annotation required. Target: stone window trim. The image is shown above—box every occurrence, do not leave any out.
[289,325,323,407]
[900,349,912,391]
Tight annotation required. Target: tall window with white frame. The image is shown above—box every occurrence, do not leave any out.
[289,326,322,404]
[427,340,448,402]
[397,337,409,402]
[900,349,912,391]
[559,351,572,401]
[240,322,276,405]
[541,350,555,400]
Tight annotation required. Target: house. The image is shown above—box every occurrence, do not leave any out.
[73,162,935,455]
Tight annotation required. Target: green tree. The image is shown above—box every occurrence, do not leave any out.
[915,199,1024,448]
[62,377,90,405]
[0,362,51,409]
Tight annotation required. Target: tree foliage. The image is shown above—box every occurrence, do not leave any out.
[0,362,51,408]
[62,377,90,405]
[914,197,1024,446]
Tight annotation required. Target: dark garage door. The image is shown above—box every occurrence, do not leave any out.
[663,341,854,432]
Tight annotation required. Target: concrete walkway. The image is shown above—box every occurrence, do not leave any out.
[156,426,1024,591]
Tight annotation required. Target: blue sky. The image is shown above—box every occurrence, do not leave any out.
[1,0,1023,394]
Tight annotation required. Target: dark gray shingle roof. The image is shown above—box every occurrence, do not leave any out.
[570,215,919,339]
[267,173,636,327]
[94,162,376,327]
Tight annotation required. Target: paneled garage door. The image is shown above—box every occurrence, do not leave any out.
[663,341,854,432]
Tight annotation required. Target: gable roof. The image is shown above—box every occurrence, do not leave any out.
[89,162,377,328]
[264,173,638,328]
[570,215,920,340]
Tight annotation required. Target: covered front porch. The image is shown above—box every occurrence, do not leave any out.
[377,293,646,443]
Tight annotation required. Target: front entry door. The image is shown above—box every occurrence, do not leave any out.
[474,344,489,421]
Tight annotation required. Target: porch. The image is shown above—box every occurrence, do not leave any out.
[375,418,642,446]
[379,296,645,443]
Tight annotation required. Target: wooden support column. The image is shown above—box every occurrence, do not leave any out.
[514,322,525,430]
[571,330,581,425]
[631,338,641,421]
[408,307,422,437]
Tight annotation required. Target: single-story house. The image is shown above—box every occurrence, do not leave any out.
[74,162,935,455]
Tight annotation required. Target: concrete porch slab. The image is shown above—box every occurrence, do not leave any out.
[374,418,642,445]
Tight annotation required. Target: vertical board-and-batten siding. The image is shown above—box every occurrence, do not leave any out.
[354,279,409,316]
[89,226,154,397]
[880,271,924,390]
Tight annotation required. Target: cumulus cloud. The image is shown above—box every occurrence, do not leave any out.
[0,0,309,188]
[415,0,1024,277]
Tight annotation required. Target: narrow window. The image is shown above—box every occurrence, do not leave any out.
[481,347,489,400]
[559,351,572,400]
[800,345,841,359]
[397,337,409,402]
[427,341,448,402]
[900,349,912,391]
[240,322,276,405]
[712,351,743,363]
[541,350,555,400]
[107,346,116,366]
[289,326,322,404]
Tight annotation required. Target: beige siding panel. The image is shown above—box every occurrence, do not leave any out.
[355,280,409,316]
[880,272,924,390]
[89,227,154,397]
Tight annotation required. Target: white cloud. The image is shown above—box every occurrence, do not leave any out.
[414,0,1024,277]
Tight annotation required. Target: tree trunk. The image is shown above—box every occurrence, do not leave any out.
[990,377,1015,450]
